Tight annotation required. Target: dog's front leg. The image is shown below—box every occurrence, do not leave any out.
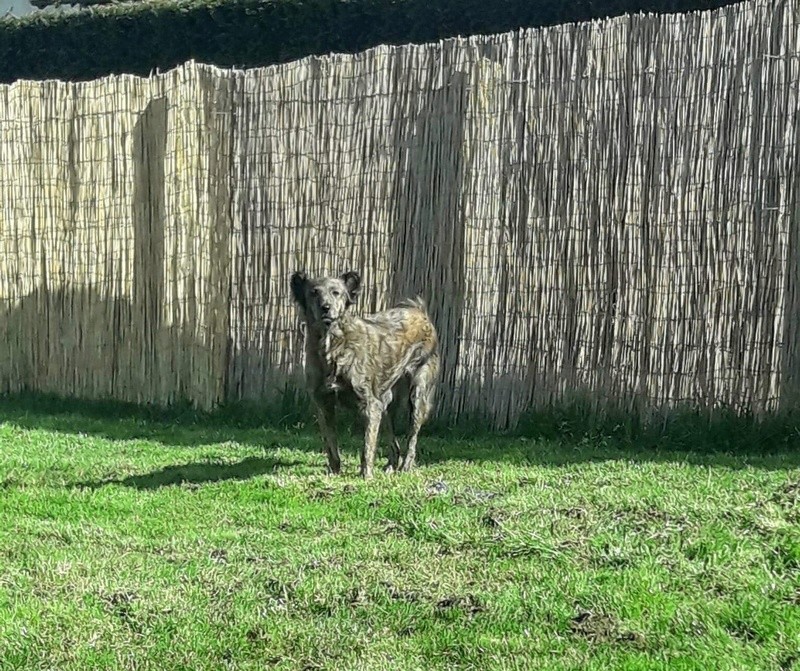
[313,393,341,475]
[359,400,382,479]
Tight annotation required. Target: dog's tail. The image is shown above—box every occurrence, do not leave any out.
[398,295,430,314]
[398,295,439,354]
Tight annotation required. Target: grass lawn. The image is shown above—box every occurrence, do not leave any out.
[0,395,799,670]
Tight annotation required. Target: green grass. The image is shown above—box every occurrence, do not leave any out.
[0,394,799,670]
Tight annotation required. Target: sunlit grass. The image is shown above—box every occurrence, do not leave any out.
[0,394,798,670]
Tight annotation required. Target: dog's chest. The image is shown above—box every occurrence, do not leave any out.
[318,334,358,392]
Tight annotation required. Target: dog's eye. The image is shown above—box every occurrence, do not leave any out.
[332,290,341,297]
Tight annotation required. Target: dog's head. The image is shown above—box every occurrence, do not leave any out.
[290,270,361,329]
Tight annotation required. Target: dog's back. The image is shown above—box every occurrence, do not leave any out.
[359,297,437,359]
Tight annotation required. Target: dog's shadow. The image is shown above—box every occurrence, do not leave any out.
[75,455,305,491]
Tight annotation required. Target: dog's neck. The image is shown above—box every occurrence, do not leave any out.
[303,313,358,392]
[304,313,356,350]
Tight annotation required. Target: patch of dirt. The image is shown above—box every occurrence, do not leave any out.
[308,487,335,502]
[102,591,138,608]
[100,590,139,624]
[345,587,375,608]
[306,479,350,498]
[627,507,689,534]
[453,487,500,506]
[436,594,485,617]
[246,627,269,643]
[725,619,760,643]
[426,480,449,496]
[549,507,593,534]
[263,578,296,605]
[210,548,228,564]
[480,509,506,529]
[380,581,421,603]
[516,477,550,490]
[308,595,335,616]
[569,610,642,646]
[570,610,616,641]
[151,546,182,563]
[562,507,588,520]
[381,520,405,537]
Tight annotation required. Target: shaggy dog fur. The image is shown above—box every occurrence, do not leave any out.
[291,270,440,478]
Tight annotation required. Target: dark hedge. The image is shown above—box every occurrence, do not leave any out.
[0,0,742,83]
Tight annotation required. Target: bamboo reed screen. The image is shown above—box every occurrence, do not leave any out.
[0,0,798,428]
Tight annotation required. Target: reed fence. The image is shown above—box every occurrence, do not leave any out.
[0,0,798,428]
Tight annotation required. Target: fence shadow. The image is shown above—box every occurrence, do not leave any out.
[1,391,799,471]
[0,97,222,410]
[388,69,469,421]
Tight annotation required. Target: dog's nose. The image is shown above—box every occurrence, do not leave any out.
[321,303,331,313]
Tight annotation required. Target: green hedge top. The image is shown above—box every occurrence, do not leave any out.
[1,0,741,83]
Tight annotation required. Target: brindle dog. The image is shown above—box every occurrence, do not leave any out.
[291,270,440,478]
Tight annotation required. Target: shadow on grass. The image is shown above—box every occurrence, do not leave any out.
[2,392,800,471]
[0,391,317,448]
[75,455,305,491]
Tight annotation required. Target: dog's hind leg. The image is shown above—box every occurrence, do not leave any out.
[313,394,341,475]
[381,386,406,473]
[401,355,439,472]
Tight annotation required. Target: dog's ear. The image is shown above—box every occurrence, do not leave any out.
[341,271,361,306]
[290,271,308,309]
